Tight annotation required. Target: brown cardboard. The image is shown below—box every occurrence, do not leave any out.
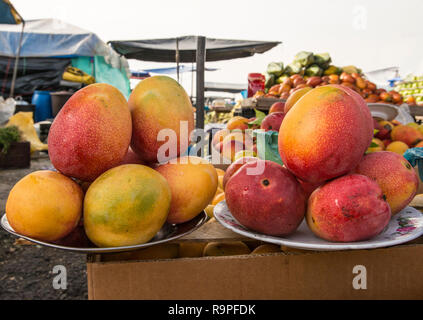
[87,239,423,300]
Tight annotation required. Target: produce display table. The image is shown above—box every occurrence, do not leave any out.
[409,106,423,117]
[241,97,286,112]
[87,216,423,300]
[242,97,423,119]
[209,106,233,113]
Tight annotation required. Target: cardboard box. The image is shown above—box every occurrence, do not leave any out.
[87,221,423,300]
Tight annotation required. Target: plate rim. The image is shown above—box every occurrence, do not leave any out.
[367,103,399,121]
[1,211,208,254]
[214,201,423,251]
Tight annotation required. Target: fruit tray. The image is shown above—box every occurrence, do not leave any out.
[367,103,398,120]
[241,97,286,110]
[0,211,207,254]
[214,201,423,251]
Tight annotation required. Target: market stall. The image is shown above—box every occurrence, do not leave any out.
[2,0,423,303]
[0,18,131,98]
[109,36,281,128]
[2,70,423,300]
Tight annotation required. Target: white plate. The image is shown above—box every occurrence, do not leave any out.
[214,201,423,251]
[367,103,399,121]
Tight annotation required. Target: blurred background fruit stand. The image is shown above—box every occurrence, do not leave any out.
[0,19,131,101]
[220,51,423,135]
[108,36,282,157]
[1,3,423,163]
[108,36,281,129]
[0,5,134,168]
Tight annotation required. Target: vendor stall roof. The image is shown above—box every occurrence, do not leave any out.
[205,82,246,93]
[0,18,131,97]
[108,36,281,62]
[142,65,218,74]
[0,18,118,59]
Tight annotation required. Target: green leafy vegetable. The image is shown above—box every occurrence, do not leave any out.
[0,126,21,154]
[248,109,267,128]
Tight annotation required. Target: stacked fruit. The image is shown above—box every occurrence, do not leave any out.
[103,239,309,262]
[264,51,344,89]
[256,72,403,105]
[211,117,257,162]
[395,75,423,106]
[369,119,423,155]
[204,110,234,125]
[6,76,218,248]
[211,103,289,162]
[224,85,419,242]
[256,51,405,105]
[205,168,226,218]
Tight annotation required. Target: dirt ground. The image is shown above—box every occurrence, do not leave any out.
[0,157,87,300]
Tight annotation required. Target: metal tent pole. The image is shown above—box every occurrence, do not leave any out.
[9,19,25,98]
[176,37,180,82]
[195,36,206,129]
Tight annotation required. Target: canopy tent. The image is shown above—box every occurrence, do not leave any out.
[204,82,246,93]
[365,67,400,89]
[0,18,131,97]
[0,0,22,24]
[109,36,281,128]
[109,36,280,63]
[141,65,218,74]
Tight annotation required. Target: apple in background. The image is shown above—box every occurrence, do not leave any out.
[212,129,230,147]
[221,140,245,162]
[269,102,285,114]
[373,118,382,132]
[382,139,392,148]
[375,121,394,140]
[260,112,285,132]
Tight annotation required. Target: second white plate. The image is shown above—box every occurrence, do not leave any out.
[214,201,423,251]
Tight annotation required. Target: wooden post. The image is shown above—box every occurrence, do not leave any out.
[176,38,180,82]
[195,36,206,129]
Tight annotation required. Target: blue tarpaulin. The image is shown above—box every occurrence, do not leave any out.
[0,19,131,97]
[0,19,111,58]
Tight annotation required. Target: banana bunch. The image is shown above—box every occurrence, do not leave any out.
[205,111,234,125]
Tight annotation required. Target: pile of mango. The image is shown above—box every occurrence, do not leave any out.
[257,72,403,105]
[5,76,219,249]
[257,51,404,105]
[221,85,419,244]
[211,116,257,163]
[102,239,308,262]
[368,119,423,155]
[264,51,344,89]
[205,168,226,218]
[210,103,294,163]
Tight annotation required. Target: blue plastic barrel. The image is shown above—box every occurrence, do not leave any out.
[32,91,52,122]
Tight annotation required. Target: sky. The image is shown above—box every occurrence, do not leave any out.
[12,0,423,95]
